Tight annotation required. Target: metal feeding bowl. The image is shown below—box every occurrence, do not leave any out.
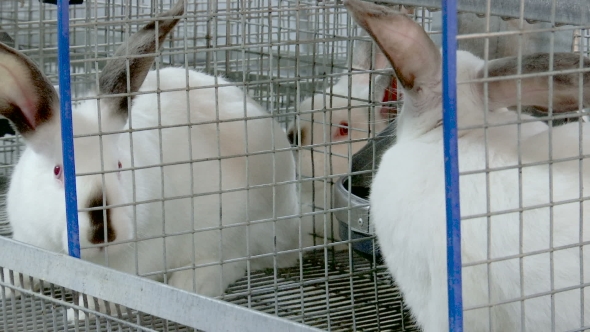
[333,176,382,262]
[332,121,397,263]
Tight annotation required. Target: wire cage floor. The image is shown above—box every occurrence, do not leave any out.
[0,250,419,332]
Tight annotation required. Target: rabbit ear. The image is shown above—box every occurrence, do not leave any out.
[344,0,441,92]
[484,53,590,112]
[99,0,185,127]
[0,42,60,152]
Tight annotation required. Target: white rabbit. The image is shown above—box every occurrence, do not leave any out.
[346,1,590,331]
[287,29,396,245]
[2,0,300,309]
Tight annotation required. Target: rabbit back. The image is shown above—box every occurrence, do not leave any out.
[371,120,590,331]
[93,67,299,287]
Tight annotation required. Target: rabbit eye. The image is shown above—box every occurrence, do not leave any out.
[118,161,122,169]
[338,121,349,137]
[53,165,62,179]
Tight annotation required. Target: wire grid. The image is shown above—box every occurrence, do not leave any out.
[2,1,586,332]
[1,267,199,332]
[0,0,420,331]
[0,247,418,332]
[224,250,418,331]
[0,0,364,122]
[575,28,590,56]
[438,3,590,332]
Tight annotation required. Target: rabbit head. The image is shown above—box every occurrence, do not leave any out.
[287,29,396,180]
[345,0,590,144]
[3,0,185,257]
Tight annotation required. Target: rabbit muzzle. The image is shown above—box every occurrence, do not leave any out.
[86,192,116,246]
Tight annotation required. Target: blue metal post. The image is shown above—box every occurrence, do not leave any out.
[441,0,463,330]
[57,0,80,258]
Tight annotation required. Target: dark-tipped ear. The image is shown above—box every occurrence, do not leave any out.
[99,0,185,125]
[0,42,59,149]
[484,53,590,112]
[344,0,441,91]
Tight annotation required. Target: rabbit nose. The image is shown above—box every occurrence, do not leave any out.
[87,193,116,244]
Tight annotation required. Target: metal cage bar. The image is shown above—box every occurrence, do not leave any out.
[1,0,589,331]
[57,0,81,259]
[0,236,321,332]
[441,0,463,331]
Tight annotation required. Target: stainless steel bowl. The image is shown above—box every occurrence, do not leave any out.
[333,120,397,262]
[333,176,382,262]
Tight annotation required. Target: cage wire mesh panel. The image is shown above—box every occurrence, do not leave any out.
[1,272,193,332]
[0,0,420,331]
[0,0,368,120]
[0,236,321,332]
[0,0,588,331]
[346,1,590,332]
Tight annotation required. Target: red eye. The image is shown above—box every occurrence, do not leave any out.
[338,121,349,137]
[118,161,122,169]
[53,165,62,179]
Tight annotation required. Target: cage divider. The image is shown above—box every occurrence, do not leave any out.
[57,0,81,258]
[441,0,464,331]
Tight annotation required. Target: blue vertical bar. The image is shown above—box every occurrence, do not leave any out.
[441,0,463,330]
[57,0,80,258]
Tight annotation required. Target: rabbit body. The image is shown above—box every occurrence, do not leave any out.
[8,66,300,297]
[4,0,300,300]
[373,110,590,332]
[289,31,393,245]
[293,76,390,245]
[344,1,590,330]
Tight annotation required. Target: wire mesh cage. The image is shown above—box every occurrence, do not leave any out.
[344,1,590,332]
[0,0,421,331]
[0,0,589,331]
[1,0,386,117]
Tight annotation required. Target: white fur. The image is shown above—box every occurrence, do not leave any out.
[371,49,590,332]
[8,67,301,298]
[290,49,392,246]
